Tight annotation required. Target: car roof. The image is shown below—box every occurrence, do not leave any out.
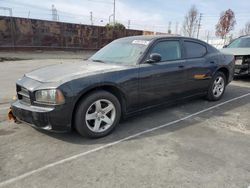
[120,35,205,43]
[120,35,218,53]
[123,35,179,41]
[238,35,250,39]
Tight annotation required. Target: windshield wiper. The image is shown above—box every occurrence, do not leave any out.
[91,59,105,63]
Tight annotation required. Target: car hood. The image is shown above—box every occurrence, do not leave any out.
[220,48,250,56]
[25,60,127,83]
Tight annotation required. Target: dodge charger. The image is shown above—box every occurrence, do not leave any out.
[10,36,235,138]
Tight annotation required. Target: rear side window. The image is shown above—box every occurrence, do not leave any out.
[184,41,207,58]
[150,41,181,61]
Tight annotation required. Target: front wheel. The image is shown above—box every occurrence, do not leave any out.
[207,72,226,101]
[74,90,121,138]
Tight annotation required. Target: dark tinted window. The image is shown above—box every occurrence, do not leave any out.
[184,41,207,58]
[150,41,181,61]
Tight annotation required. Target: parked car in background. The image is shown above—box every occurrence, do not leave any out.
[221,35,250,76]
[9,36,235,138]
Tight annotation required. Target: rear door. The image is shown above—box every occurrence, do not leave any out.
[182,40,214,95]
[138,39,187,107]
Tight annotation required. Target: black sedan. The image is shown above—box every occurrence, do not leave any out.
[10,36,235,138]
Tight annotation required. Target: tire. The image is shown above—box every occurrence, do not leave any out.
[206,71,226,101]
[74,90,121,138]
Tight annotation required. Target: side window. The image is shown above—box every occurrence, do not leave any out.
[150,41,181,61]
[184,41,207,58]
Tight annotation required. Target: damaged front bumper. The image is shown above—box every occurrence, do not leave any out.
[234,56,250,75]
[10,100,71,132]
[8,107,20,123]
[235,64,250,75]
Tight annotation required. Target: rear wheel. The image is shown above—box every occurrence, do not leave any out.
[207,72,226,101]
[75,90,121,138]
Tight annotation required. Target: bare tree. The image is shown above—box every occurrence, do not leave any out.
[239,22,250,36]
[241,22,250,35]
[215,9,236,39]
[245,22,250,35]
[182,5,199,37]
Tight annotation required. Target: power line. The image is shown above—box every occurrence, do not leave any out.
[84,0,113,4]
[1,2,249,34]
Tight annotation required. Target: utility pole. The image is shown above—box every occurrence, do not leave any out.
[0,7,12,16]
[127,20,131,29]
[175,22,179,34]
[51,4,58,21]
[168,21,172,34]
[197,13,203,39]
[109,14,113,24]
[90,11,93,25]
[206,30,210,43]
[0,7,14,47]
[113,0,116,25]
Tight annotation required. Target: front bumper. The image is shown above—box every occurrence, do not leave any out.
[235,64,250,75]
[11,100,71,132]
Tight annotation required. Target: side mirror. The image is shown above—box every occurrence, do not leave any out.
[147,53,162,63]
[223,45,228,48]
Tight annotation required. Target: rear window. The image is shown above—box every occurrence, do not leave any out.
[184,41,207,58]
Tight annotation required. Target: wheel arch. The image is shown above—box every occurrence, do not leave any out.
[71,84,127,128]
[215,67,230,84]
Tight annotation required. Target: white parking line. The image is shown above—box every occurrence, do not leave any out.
[0,92,250,187]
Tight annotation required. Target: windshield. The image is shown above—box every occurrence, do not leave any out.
[227,37,250,48]
[90,38,151,65]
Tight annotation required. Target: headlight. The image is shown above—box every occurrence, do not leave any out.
[35,89,65,105]
[235,59,243,65]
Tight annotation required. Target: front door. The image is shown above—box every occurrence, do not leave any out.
[139,39,187,108]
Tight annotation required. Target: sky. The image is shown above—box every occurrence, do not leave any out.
[0,0,250,39]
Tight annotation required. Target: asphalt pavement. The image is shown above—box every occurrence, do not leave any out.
[0,59,249,188]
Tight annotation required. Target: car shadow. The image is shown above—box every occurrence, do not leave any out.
[234,75,250,82]
[39,84,250,145]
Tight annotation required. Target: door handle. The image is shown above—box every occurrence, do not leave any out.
[210,61,215,64]
[178,65,184,68]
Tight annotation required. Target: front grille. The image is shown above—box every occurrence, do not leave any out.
[17,86,31,104]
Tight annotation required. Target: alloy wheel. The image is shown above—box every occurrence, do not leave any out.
[85,99,116,133]
[212,76,225,98]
